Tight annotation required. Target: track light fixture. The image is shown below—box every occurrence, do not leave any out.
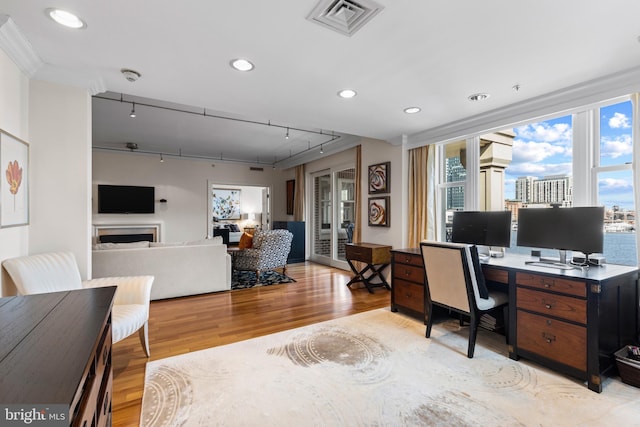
[129,103,136,118]
[320,144,324,154]
[160,153,164,162]
[285,127,289,139]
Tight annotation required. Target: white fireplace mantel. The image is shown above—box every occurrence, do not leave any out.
[93,222,163,243]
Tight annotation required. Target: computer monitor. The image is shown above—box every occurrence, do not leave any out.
[451,210,512,255]
[517,206,604,265]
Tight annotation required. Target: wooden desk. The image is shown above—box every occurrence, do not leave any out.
[393,249,639,393]
[345,242,392,293]
[0,287,116,425]
[483,254,638,393]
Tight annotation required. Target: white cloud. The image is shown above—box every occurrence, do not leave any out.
[600,134,632,159]
[514,122,572,145]
[608,112,631,129]
[599,177,633,193]
[512,139,566,163]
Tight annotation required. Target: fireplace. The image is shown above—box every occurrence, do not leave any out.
[94,223,161,244]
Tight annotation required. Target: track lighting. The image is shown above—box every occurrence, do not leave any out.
[160,153,164,163]
[320,144,324,154]
[129,103,136,118]
[285,127,289,139]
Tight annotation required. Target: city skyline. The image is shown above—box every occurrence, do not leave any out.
[504,100,634,210]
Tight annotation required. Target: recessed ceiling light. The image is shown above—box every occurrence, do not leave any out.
[45,8,86,29]
[338,89,357,99]
[468,93,490,102]
[230,59,255,72]
[404,107,421,114]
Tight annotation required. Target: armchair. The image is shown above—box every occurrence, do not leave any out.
[420,241,508,358]
[2,251,154,356]
[234,229,293,279]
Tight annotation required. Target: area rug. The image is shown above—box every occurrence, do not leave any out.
[230,270,296,290]
[141,309,640,426]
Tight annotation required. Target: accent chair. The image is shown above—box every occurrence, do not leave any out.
[234,229,293,280]
[2,251,154,356]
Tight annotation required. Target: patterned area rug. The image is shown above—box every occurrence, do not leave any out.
[231,270,296,290]
[141,309,640,426]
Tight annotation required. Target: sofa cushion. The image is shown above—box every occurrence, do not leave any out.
[239,232,254,249]
[93,241,150,250]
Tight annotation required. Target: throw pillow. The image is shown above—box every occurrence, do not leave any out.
[469,245,489,299]
[229,223,241,232]
[239,232,254,249]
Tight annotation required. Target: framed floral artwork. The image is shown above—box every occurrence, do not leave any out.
[211,188,241,220]
[368,161,390,194]
[1,130,29,227]
[368,196,389,227]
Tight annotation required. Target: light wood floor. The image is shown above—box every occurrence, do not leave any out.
[112,262,391,426]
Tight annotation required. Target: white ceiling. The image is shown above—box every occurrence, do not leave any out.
[3,1,640,167]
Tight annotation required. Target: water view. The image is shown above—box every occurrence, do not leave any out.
[506,231,637,266]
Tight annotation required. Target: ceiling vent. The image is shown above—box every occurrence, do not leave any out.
[307,0,384,37]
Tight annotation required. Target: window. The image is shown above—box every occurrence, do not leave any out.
[433,95,637,266]
[595,100,635,265]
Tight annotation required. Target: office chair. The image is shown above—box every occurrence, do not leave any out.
[420,241,508,358]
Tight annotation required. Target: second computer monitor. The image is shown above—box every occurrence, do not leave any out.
[451,210,512,248]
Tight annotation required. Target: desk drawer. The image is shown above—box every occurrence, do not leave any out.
[393,252,423,267]
[393,264,424,284]
[482,267,508,284]
[516,272,586,298]
[517,287,586,324]
[517,310,587,371]
[346,244,391,264]
[393,279,424,313]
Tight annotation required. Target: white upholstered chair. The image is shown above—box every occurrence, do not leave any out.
[420,241,508,358]
[2,251,154,356]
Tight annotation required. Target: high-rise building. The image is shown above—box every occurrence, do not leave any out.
[532,175,572,205]
[515,176,536,203]
[446,155,466,210]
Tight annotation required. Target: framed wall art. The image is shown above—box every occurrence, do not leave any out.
[211,187,241,220]
[368,196,389,227]
[286,179,295,215]
[0,130,29,227]
[368,161,390,194]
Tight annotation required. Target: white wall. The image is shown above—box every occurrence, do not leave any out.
[93,151,284,243]
[0,49,29,295]
[0,51,93,293]
[28,80,92,277]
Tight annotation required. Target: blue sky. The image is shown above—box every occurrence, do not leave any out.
[504,100,634,210]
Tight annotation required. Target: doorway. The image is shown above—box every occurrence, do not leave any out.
[309,165,355,269]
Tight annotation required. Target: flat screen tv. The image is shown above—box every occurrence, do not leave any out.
[98,185,155,214]
[517,206,604,260]
[451,210,512,248]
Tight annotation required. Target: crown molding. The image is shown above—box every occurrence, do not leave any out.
[0,15,43,78]
[407,65,640,148]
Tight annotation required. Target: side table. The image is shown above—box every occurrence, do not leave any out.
[345,242,392,293]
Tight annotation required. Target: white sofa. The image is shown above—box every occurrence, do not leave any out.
[92,238,231,300]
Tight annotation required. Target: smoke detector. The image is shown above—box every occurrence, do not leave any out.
[121,68,141,82]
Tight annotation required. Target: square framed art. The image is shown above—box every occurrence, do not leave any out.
[368,196,389,227]
[0,130,29,227]
[368,161,390,194]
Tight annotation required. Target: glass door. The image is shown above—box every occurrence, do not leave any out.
[310,166,355,268]
[311,172,332,264]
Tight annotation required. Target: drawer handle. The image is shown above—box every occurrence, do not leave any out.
[104,391,110,414]
[403,257,411,263]
[103,345,109,363]
[405,293,412,298]
[542,332,556,343]
[544,303,553,309]
[543,279,554,288]
[404,270,412,276]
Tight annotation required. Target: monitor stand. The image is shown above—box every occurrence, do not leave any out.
[525,250,582,271]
